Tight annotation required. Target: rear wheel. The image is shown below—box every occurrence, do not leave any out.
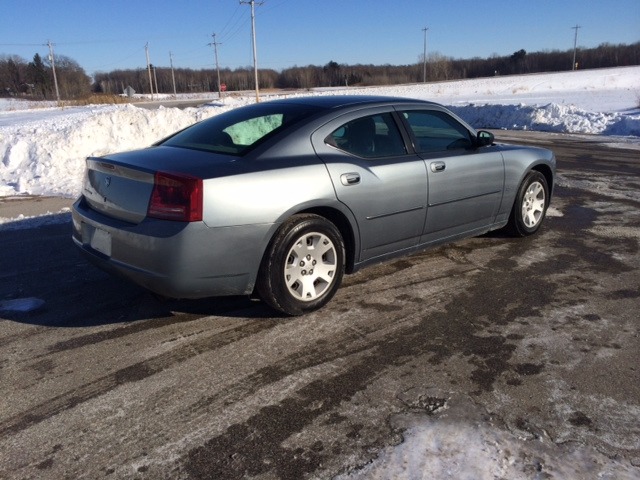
[257,214,345,316]
[506,170,549,237]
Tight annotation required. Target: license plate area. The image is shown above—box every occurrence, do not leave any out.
[82,223,112,257]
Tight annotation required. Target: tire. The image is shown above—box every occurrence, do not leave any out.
[506,171,549,237]
[257,214,345,316]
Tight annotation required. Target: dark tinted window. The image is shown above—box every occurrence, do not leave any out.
[401,110,472,153]
[161,103,323,156]
[325,113,407,158]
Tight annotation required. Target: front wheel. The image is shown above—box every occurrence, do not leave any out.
[506,171,549,237]
[257,214,345,316]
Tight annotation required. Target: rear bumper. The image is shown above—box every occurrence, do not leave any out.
[71,197,273,298]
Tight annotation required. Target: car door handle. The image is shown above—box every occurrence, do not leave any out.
[430,161,446,173]
[341,173,361,186]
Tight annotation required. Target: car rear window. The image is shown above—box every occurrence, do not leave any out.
[160,103,323,156]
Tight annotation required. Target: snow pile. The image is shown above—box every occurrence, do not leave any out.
[1,67,639,199]
[0,100,248,197]
[448,103,639,135]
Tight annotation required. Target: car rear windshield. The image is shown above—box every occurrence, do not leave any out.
[160,103,323,156]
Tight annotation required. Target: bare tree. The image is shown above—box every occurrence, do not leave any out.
[0,55,27,96]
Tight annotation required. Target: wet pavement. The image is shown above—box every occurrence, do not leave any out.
[0,131,638,479]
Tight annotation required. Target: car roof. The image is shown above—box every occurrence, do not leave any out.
[266,94,439,110]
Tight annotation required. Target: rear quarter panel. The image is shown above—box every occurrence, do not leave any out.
[201,162,338,228]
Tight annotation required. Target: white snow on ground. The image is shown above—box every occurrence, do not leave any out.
[0,66,638,203]
[1,67,640,476]
[340,417,639,480]
[334,392,639,479]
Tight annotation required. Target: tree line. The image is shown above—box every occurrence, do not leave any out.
[1,41,638,100]
[0,53,91,99]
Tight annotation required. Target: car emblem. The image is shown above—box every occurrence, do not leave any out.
[104,176,111,187]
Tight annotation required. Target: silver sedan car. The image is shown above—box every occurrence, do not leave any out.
[72,95,555,315]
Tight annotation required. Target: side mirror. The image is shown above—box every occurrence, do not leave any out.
[476,130,494,148]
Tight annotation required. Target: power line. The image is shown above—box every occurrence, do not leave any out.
[0,43,44,47]
[217,9,251,45]
[218,4,245,40]
[261,0,292,13]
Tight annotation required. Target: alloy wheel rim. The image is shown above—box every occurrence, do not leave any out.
[284,232,337,301]
[521,181,546,228]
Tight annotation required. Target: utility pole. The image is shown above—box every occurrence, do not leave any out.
[46,40,61,104]
[169,52,177,96]
[240,0,262,102]
[571,24,581,71]
[145,43,154,99]
[422,27,429,83]
[209,33,222,98]
[152,65,159,95]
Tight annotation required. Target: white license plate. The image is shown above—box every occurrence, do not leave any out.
[89,226,112,256]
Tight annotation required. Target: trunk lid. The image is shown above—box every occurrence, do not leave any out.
[82,146,238,224]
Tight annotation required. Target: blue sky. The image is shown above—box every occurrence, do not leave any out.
[1,0,639,74]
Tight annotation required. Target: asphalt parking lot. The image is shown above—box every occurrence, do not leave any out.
[1,131,639,479]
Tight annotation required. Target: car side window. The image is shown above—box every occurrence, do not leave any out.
[325,113,407,158]
[401,110,473,153]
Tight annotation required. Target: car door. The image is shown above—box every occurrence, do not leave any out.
[397,108,505,243]
[312,109,428,261]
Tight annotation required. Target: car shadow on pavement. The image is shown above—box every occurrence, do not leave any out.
[1,216,533,328]
[1,290,280,328]
[0,220,282,328]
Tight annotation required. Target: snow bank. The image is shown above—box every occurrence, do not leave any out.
[449,103,640,135]
[0,67,639,198]
[0,101,247,197]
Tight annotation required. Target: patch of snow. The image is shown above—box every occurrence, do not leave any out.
[341,417,638,480]
[0,210,71,230]
[338,392,638,480]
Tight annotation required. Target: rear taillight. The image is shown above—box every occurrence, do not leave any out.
[148,172,203,222]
